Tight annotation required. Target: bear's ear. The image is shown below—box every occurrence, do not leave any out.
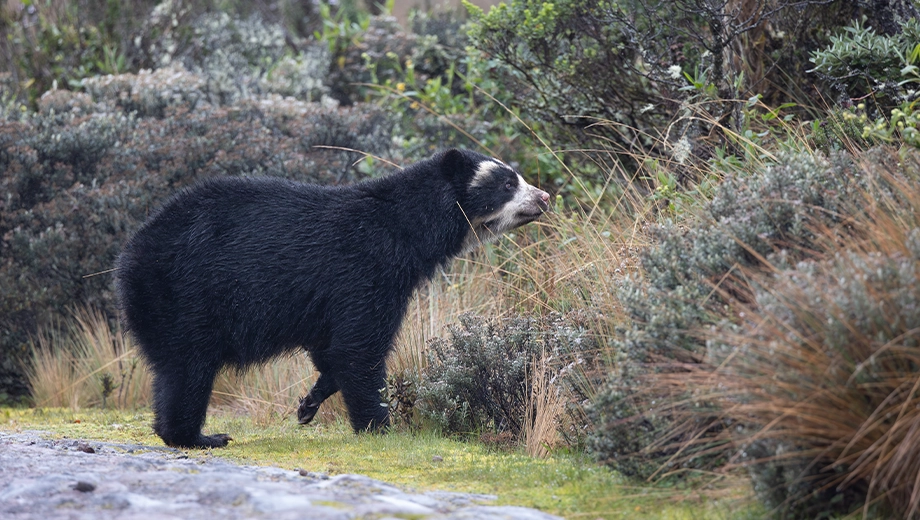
[440,148,471,182]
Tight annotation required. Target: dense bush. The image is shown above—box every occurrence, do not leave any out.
[465,0,877,166]
[155,9,328,105]
[712,149,920,518]
[324,14,417,105]
[418,312,601,442]
[1,0,154,105]
[321,7,472,105]
[0,0,325,107]
[467,0,680,162]
[630,150,858,359]
[739,243,920,518]
[588,150,865,478]
[809,15,920,150]
[318,7,514,164]
[810,16,920,107]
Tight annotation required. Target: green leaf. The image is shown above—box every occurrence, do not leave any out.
[909,43,920,64]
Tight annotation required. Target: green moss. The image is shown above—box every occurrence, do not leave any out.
[1,406,762,519]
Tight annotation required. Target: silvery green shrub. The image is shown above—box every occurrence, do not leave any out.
[418,312,600,440]
[139,4,330,107]
[736,235,920,517]
[810,17,920,108]
[589,151,864,478]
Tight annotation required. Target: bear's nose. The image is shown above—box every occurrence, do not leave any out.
[536,190,550,210]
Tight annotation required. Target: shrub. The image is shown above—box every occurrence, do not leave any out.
[0,0,151,105]
[0,0,328,108]
[632,150,858,359]
[82,65,207,118]
[716,150,920,518]
[823,51,920,150]
[588,150,864,478]
[718,237,920,517]
[586,382,671,478]
[593,146,920,514]
[143,8,330,106]
[465,0,865,166]
[419,314,544,436]
[349,8,577,201]
[808,14,920,151]
[466,0,680,160]
[325,14,417,104]
[810,17,920,109]
[322,7,473,104]
[408,8,470,85]
[261,49,330,102]
[418,312,601,444]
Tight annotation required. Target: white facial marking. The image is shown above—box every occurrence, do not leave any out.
[491,174,538,230]
[461,163,549,254]
[470,160,502,188]
[469,174,541,230]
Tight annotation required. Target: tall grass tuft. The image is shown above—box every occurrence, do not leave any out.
[654,147,920,517]
[27,307,149,409]
[524,353,565,459]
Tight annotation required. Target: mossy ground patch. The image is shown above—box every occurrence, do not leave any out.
[1,406,761,519]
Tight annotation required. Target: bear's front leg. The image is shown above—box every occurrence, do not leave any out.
[150,361,230,448]
[298,371,339,425]
[337,364,390,433]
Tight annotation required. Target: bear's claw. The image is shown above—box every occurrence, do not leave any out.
[297,398,320,425]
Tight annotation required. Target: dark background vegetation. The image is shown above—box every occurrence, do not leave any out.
[3,0,920,517]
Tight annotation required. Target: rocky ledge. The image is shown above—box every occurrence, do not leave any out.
[0,431,561,519]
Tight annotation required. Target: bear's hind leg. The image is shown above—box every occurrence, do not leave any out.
[151,361,230,448]
[297,371,339,425]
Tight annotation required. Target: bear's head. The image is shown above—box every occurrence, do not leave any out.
[440,149,550,250]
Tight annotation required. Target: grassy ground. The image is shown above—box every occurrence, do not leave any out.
[0,406,762,519]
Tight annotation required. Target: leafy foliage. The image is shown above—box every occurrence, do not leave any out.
[810,17,920,107]
[465,0,867,166]
[466,0,681,159]
[0,0,329,107]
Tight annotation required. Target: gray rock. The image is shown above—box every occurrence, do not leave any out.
[0,431,562,520]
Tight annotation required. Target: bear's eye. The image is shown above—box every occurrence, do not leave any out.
[504,181,513,191]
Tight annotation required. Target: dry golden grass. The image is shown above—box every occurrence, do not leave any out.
[211,354,316,426]
[27,307,149,410]
[647,147,920,517]
[523,353,565,458]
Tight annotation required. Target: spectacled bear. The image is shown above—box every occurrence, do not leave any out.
[116,148,550,448]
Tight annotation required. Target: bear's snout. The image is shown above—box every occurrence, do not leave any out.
[524,186,550,214]
[536,189,550,211]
